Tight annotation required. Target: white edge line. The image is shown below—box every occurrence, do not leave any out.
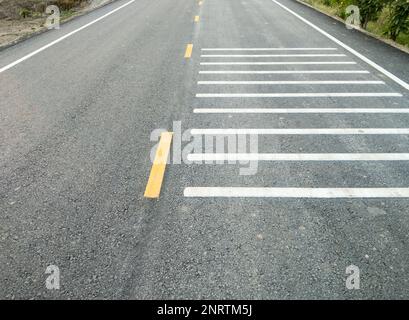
[270,0,409,91]
[0,0,136,73]
[184,187,409,198]
[193,108,409,113]
[187,153,409,161]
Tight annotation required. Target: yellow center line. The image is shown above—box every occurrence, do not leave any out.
[144,132,173,198]
[184,44,193,58]
[194,15,200,22]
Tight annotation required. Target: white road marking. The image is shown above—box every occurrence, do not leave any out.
[184,187,409,198]
[201,54,346,57]
[201,48,338,51]
[196,93,402,98]
[187,153,409,161]
[190,128,409,135]
[199,70,370,74]
[197,80,385,85]
[271,0,409,91]
[200,61,357,65]
[0,0,136,73]
[194,108,409,114]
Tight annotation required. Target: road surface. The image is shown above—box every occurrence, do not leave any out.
[1,0,409,299]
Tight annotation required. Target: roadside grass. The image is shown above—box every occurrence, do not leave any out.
[11,1,87,21]
[301,0,409,49]
[60,9,77,21]
[303,0,339,16]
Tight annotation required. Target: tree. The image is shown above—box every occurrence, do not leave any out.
[356,0,385,29]
[385,0,409,41]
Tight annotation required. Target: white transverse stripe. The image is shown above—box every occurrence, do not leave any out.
[194,108,409,114]
[196,93,402,98]
[0,0,136,73]
[187,153,409,161]
[271,0,409,91]
[197,81,384,85]
[184,187,409,198]
[200,62,356,65]
[199,70,370,74]
[201,48,338,51]
[200,54,346,57]
[190,128,409,135]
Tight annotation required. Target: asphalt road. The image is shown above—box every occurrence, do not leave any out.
[1,0,409,299]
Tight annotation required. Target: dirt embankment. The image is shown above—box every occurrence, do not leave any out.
[0,0,111,48]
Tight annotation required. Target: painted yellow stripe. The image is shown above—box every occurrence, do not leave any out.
[184,44,193,58]
[194,15,200,22]
[144,132,173,198]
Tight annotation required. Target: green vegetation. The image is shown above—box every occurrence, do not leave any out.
[19,8,32,18]
[0,0,90,20]
[302,0,409,48]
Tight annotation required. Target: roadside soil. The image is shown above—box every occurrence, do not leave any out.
[0,0,114,49]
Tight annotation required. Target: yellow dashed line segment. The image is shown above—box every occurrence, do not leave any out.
[184,44,193,58]
[146,4,197,197]
[144,132,173,198]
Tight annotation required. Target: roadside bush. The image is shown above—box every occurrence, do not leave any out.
[32,1,90,12]
[19,7,32,18]
[355,0,385,29]
[51,0,89,11]
[0,0,90,19]
[385,0,409,41]
[303,0,409,46]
